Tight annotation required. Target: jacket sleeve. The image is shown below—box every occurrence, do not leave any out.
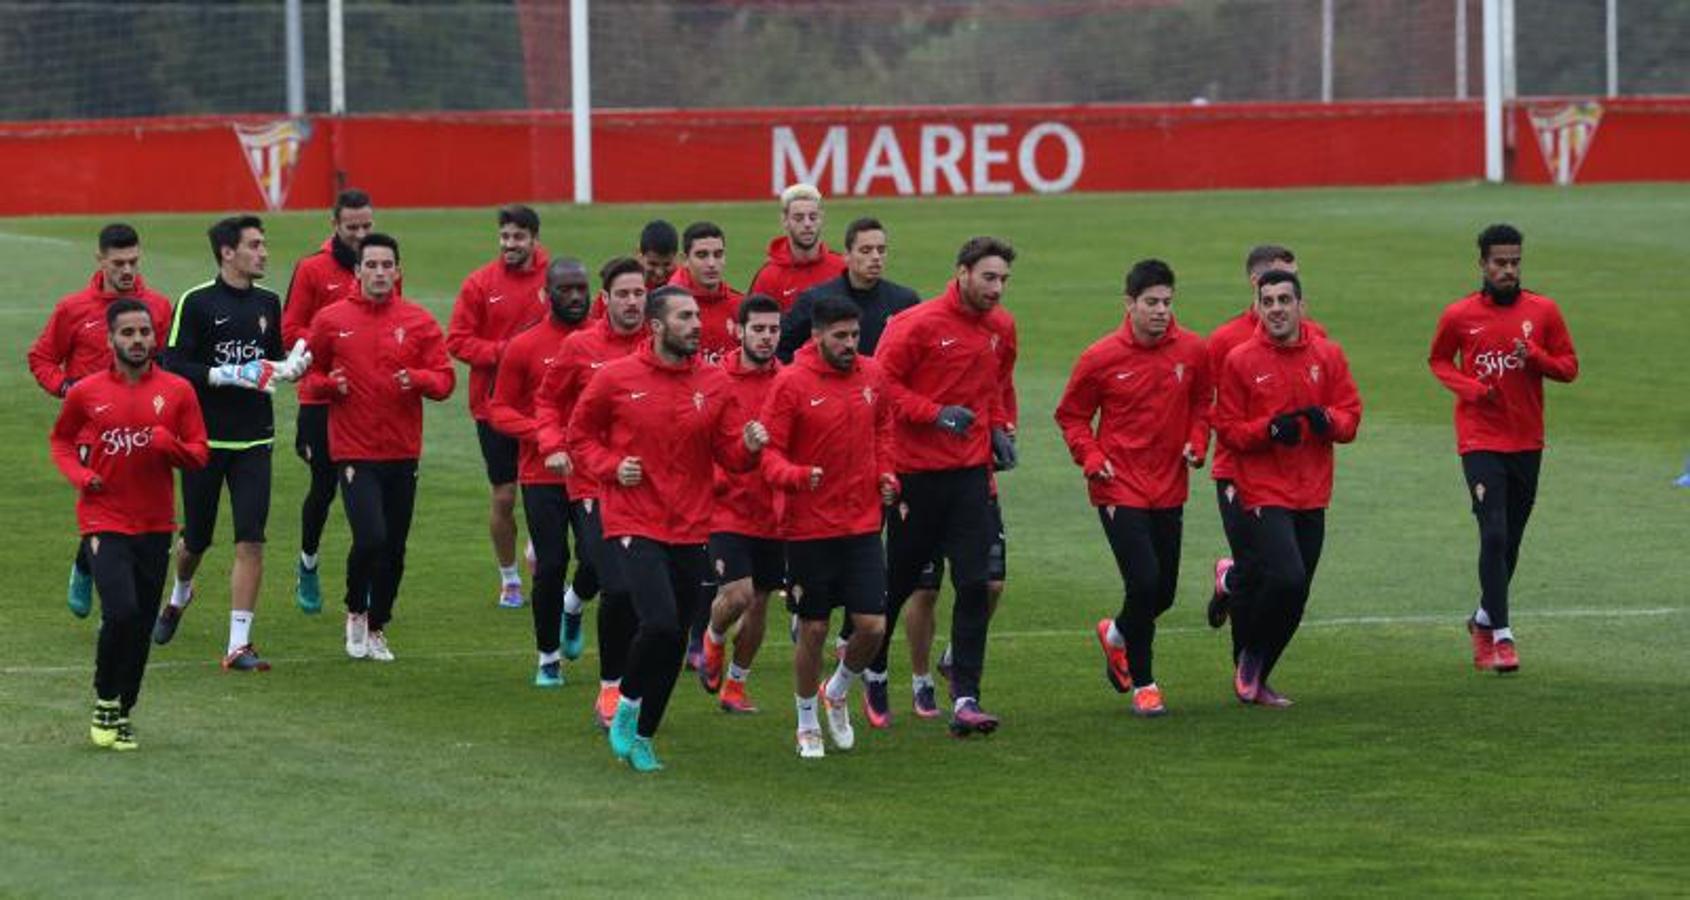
[776,294,813,364]
[1527,305,1579,383]
[1185,339,1213,460]
[566,373,622,482]
[445,274,503,368]
[408,314,457,401]
[1428,307,1488,403]
[711,390,757,475]
[1321,344,1363,445]
[156,386,211,470]
[1215,352,1273,453]
[748,264,777,301]
[265,294,287,361]
[993,319,1019,430]
[874,316,944,425]
[280,259,316,347]
[757,381,810,491]
[486,347,538,441]
[27,305,72,396]
[163,292,213,386]
[534,355,577,456]
[48,389,97,490]
[874,372,897,481]
[300,314,339,401]
[1053,349,1108,474]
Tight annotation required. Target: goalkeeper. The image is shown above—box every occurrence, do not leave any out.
[155,215,311,673]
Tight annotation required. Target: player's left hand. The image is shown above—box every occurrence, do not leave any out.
[1183,442,1204,469]
[879,472,900,504]
[544,451,573,477]
[990,426,1018,471]
[394,368,412,391]
[1299,405,1332,437]
[743,420,769,451]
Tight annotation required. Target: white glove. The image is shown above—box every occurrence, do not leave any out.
[208,361,277,393]
[274,340,312,383]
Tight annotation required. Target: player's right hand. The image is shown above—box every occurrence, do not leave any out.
[935,405,976,436]
[808,466,823,489]
[84,474,105,494]
[544,451,573,477]
[331,368,351,396]
[617,456,643,486]
[1087,458,1116,481]
[1269,413,1303,447]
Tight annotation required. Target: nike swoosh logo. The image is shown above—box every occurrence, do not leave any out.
[1254,374,1273,384]
[1115,371,1135,380]
[488,295,504,304]
[629,391,647,400]
[809,397,826,406]
[590,362,606,369]
[337,330,355,338]
[326,283,342,291]
[1466,327,1485,335]
[93,404,112,414]
[542,358,555,366]
[82,319,101,330]
[940,338,958,348]
[214,317,231,326]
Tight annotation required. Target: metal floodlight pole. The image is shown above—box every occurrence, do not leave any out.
[1606,0,1619,97]
[1455,0,1469,100]
[1482,0,1504,182]
[329,0,347,114]
[1320,0,1335,102]
[1500,0,1516,100]
[285,0,305,115]
[571,0,592,204]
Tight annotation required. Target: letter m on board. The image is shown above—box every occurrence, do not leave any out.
[772,126,848,197]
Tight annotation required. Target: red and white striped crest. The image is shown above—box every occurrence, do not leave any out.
[1528,103,1602,187]
[233,119,313,211]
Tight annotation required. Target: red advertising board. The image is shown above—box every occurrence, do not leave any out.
[0,99,1684,215]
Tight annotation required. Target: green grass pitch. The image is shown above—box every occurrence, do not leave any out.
[1,184,1685,895]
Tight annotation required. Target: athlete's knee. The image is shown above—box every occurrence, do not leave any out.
[850,614,886,641]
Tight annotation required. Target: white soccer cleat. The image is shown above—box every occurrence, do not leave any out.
[366,630,395,663]
[796,728,825,759]
[823,691,855,751]
[345,612,369,659]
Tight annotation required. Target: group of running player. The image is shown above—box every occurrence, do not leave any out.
[35,184,1575,767]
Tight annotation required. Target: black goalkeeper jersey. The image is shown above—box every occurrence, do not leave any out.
[164,276,285,448]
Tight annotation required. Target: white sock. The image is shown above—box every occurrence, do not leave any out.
[600,678,620,690]
[706,626,726,646]
[1134,681,1158,695]
[728,662,749,682]
[228,610,253,654]
[912,673,935,692]
[1474,608,1493,628]
[300,552,319,570]
[863,669,888,684]
[826,662,860,701]
[169,579,193,610]
[940,645,953,668]
[563,586,583,615]
[1494,627,1514,643]
[953,696,976,713]
[538,650,562,666]
[619,695,642,711]
[795,694,820,731]
[498,565,521,587]
[1105,620,1126,648]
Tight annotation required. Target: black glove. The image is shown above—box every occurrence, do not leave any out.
[990,427,1018,471]
[1300,405,1331,437]
[935,405,977,436]
[59,377,77,398]
[1268,413,1303,447]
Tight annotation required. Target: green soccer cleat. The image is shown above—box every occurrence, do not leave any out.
[626,736,664,773]
[112,718,138,752]
[67,563,93,619]
[294,561,322,615]
[89,699,120,748]
[607,699,639,761]
[534,660,564,688]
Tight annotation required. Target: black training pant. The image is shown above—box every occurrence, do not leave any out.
[612,537,709,738]
[1461,451,1541,630]
[521,484,570,655]
[87,532,171,713]
[339,459,418,632]
[1098,506,1183,688]
[1237,507,1325,684]
[573,500,633,682]
[879,466,994,702]
[1216,478,1251,662]
[294,404,337,558]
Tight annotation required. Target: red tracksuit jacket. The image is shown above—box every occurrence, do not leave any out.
[304,291,455,461]
[447,247,549,420]
[29,272,173,398]
[535,318,647,502]
[487,316,588,486]
[1215,327,1361,511]
[759,344,896,541]
[667,267,744,366]
[1428,290,1578,454]
[875,281,1018,473]
[711,349,782,539]
[51,366,209,535]
[567,342,756,545]
[283,237,406,403]
[748,236,846,312]
[1207,307,1327,482]
[1055,319,1211,510]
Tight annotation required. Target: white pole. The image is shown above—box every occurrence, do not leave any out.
[570,0,592,204]
[1455,0,1468,100]
[1500,0,1516,100]
[285,0,305,115]
[1606,0,1619,97]
[1320,0,1334,102]
[1482,0,1504,182]
[329,0,346,115]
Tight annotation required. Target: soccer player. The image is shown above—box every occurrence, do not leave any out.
[870,236,1019,737]
[776,216,919,364]
[749,183,846,311]
[303,233,454,662]
[51,298,209,750]
[1214,270,1361,706]
[1205,245,1325,658]
[29,223,173,618]
[698,294,785,713]
[1055,259,1210,717]
[537,257,650,726]
[760,295,898,758]
[281,188,380,615]
[488,257,594,686]
[567,285,768,772]
[155,215,310,671]
[447,204,549,609]
[637,220,679,291]
[666,221,743,365]
[1428,224,1578,674]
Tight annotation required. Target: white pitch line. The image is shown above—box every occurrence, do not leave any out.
[0,606,1678,678]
